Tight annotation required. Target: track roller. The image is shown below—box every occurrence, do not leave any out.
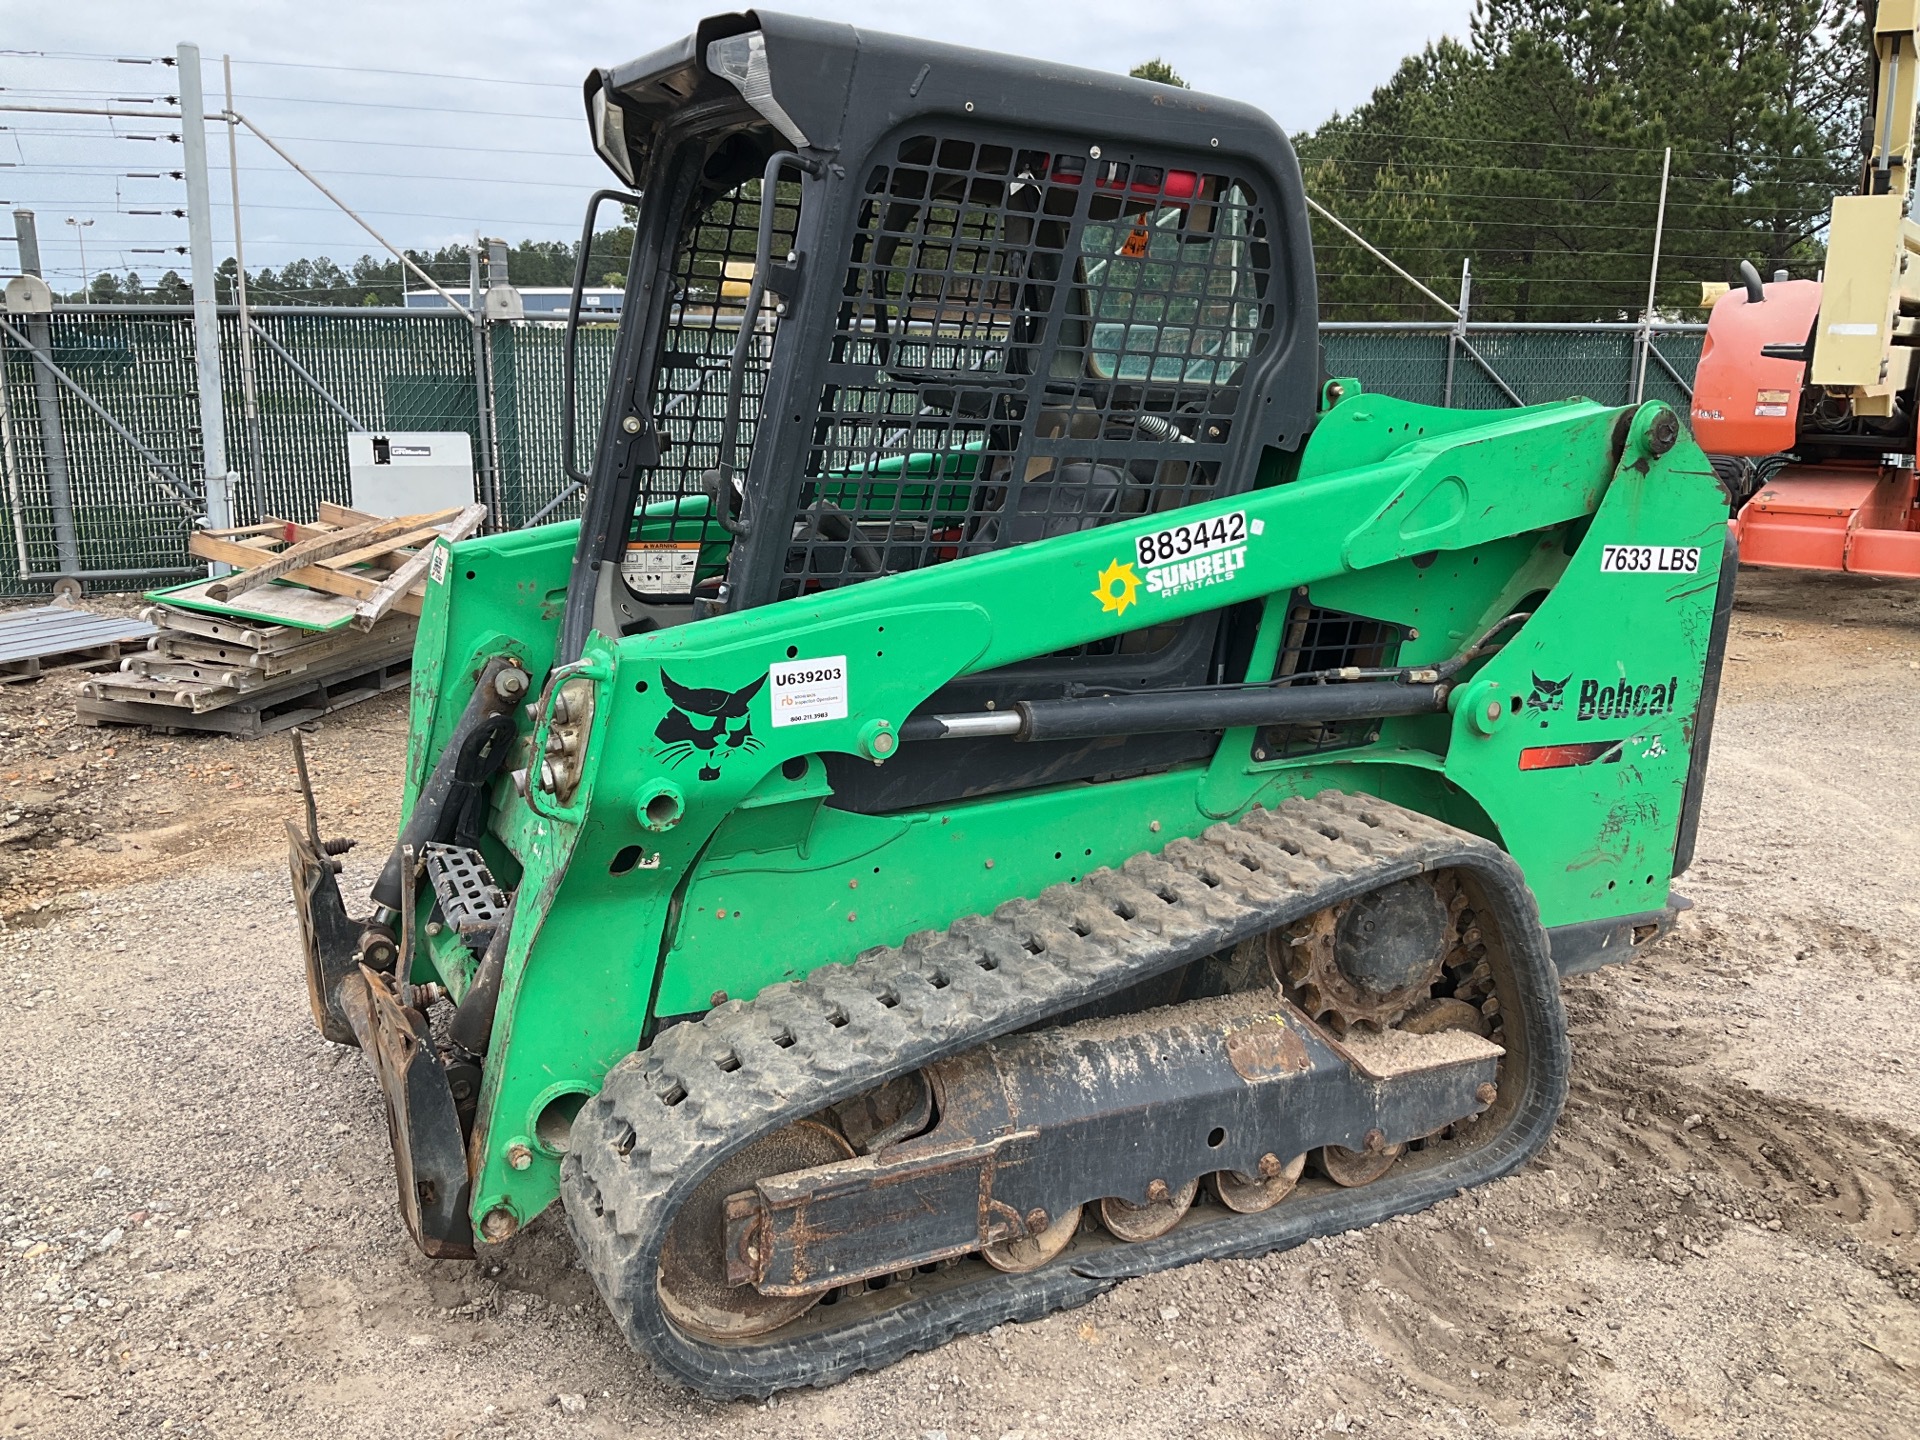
[1209,1153,1308,1213]
[1099,1178,1199,1242]
[982,1206,1083,1272]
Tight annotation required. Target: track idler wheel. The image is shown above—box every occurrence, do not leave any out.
[1098,1177,1199,1242]
[656,1120,853,1342]
[1209,1152,1308,1214]
[1317,1138,1407,1188]
[982,1205,1083,1273]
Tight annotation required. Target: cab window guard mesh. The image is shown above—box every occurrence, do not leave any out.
[784,131,1271,598]
[623,175,799,600]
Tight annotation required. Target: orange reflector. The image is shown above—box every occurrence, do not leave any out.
[1518,740,1623,771]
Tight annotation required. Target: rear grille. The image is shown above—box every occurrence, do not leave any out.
[1255,604,1404,760]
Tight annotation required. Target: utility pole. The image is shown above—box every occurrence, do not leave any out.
[64,217,94,302]
[12,209,79,577]
[177,41,235,545]
[223,55,267,497]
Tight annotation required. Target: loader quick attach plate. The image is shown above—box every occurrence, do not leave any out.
[561,793,1571,1399]
[338,964,476,1260]
[287,821,476,1259]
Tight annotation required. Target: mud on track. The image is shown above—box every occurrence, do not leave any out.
[0,566,1915,1439]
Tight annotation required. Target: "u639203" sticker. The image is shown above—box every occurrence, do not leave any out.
[1599,544,1700,575]
[768,655,848,727]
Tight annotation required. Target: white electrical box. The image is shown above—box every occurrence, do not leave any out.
[346,431,476,516]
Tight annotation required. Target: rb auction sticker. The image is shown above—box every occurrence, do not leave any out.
[768,656,848,727]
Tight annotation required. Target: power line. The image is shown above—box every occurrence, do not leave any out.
[0,49,166,62]
[3,122,589,159]
[227,91,579,123]
[1308,223,1827,249]
[1306,182,1839,214]
[0,86,174,100]
[10,161,601,191]
[232,56,580,91]
[6,45,604,93]
[1304,125,1854,167]
[21,200,585,228]
[1307,211,1829,239]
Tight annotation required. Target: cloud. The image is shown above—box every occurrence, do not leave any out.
[4,0,1472,280]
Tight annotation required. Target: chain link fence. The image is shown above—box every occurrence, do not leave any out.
[0,305,1704,595]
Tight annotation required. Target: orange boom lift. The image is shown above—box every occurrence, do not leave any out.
[1693,0,1920,578]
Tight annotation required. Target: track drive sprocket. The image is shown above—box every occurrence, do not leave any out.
[1276,874,1458,1032]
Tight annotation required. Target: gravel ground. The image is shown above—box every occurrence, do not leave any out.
[0,567,1916,1440]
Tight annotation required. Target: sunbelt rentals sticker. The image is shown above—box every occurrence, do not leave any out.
[1094,511,1262,618]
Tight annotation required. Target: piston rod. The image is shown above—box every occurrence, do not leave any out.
[899,679,1451,745]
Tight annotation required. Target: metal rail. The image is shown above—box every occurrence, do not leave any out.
[245,321,370,432]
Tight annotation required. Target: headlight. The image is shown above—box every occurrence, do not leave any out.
[590,86,636,186]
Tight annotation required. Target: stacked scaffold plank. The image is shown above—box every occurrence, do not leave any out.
[0,604,157,683]
[77,502,485,737]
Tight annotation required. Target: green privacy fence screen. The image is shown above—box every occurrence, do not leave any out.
[0,305,1704,595]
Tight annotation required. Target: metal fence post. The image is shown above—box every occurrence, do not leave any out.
[1444,257,1471,408]
[178,42,234,540]
[468,238,502,528]
[10,209,79,577]
[223,55,267,505]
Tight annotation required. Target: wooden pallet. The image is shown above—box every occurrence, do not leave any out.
[76,652,412,737]
[176,502,485,632]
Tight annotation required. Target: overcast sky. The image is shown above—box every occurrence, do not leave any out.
[3,0,1475,291]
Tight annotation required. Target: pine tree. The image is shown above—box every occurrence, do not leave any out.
[1129,59,1189,88]
[1296,0,1864,321]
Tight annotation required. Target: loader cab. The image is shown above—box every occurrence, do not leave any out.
[564,11,1320,805]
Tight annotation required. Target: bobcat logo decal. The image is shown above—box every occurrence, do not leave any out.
[655,669,766,781]
[1525,672,1571,715]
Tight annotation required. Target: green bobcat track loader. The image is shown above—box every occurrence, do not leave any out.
[288,10,1736,1398]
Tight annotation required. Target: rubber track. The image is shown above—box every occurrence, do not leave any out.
[562,792,1570,1398]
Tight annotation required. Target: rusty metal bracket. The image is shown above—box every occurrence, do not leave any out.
[288,818,364,1048]
[338,964,476,1259]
